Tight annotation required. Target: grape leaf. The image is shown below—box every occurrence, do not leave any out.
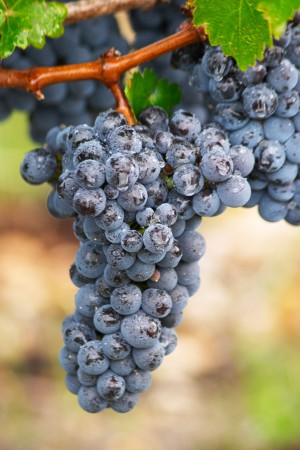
[257,0,300,37]
[125,68,181,118]
[193,0,273,71]
[0,0,67,59]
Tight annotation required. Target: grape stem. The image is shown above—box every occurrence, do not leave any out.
[0,23,206,124]
[65,0,171,24]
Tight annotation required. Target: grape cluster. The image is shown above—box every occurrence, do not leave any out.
[21,106,229,413]
[172,24,300,225]
[0,13,128,142]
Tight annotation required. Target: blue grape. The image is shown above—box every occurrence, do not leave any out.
[276,90,300,118]
[65,374,81,395]
[110,391,139,413]
[47,190,75,219]
[137,248,166,264]
[77,340,110,375]
[284,133,300,163]
[105,223,130,244]
[118,183,148,212]
[73,140,106,166]
[159,327,178,356]
[136,207,155,227]
[107,125,143,154]
[263,117,295,143]
[59,346,78,373]
[176,261,200,286]
[20,148,57,184]
[229,145,255,177]
[93,305,122,334]
[258,194,288,222]
[77,369,98,387]
[169,284,189,314]
[173,164,204,196]
[138,106,169,132]
[169,109,201,142]
[214,102,249,131]
[143,224,174,254]
[78,386,108,413]
[110,285,142,316]
[209,76,242,103]
[192,187,221,217]
[254,140,286,173]
[154,131,174,154]
[168,189,194,220]
[267,59,298,92]
[184,215,202,230]
[242,83,278,119]
[105,244,136,270]
[217,174,251,207]
[105,153,139,192]
[103,265,130,287]
[75,159,106,189]
[73,188,106,217]
[75,242,106,278]
[83,218,108,244]
[200,149,233,182]
[102,332,131,360]
[157,240,182,268]
[94,200,124,231]
[66,124,95,152]
[161,311,183,328]
[126,260,155,282]
[166,137,197,168]
[268,182,296,202]
[94,109,127,142]
[267,161,298,185]
[121,311,161,349]
[141,288,172,318]
[110,355,136,377]
[75,284,107,317]
[147,267,178,291]
[145,178,168,208]
[230,120,264,148]
[195,126,230,156]
[171,218,186,238]
[201,47,233,80]
[125,369,152,393]
[132,344,165,371]
[177,230,206,262]
[134,149,162,184]
[243,189,265,208]
[57,170,79,202]
[96,370,126,401]
[121,230,143,253]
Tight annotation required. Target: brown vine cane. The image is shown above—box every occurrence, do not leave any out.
[0,24,207,124]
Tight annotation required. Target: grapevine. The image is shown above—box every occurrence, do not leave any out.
[1,0,300,417]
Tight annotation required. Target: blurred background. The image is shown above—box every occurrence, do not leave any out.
[0,112,300,450]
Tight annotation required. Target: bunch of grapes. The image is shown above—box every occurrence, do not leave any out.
[20,101,261,412]
[172,23,300,225]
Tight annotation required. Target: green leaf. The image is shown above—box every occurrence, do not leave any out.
[125,68,181,118]
[0,0,67,59]
[193,0,273,71]
[257,0,300,37]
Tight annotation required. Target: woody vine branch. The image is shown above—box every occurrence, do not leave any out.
[0,23,207,124]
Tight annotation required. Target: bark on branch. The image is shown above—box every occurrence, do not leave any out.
[65,0,171,24]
